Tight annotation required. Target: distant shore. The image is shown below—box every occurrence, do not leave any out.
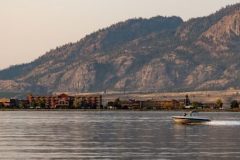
[102,90,240,104]
[1,108,240,112]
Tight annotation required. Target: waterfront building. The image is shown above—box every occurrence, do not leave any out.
[27,93,102,109]
[73,94,102,109]
[0,98,20,108]
[0,98,11,107]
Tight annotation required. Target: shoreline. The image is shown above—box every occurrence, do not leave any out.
[1,109,240,112]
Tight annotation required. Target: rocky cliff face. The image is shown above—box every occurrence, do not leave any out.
[0,4,240,94]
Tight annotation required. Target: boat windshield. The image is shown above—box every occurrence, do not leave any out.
[184,111,198,117]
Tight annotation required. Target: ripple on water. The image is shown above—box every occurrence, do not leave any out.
[0,111,240,159]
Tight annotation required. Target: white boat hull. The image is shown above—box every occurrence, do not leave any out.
[172,116,211,124]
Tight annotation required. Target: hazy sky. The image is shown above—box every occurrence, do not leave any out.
[1,0,240,69]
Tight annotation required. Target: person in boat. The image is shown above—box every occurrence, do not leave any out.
[183,111,195,117]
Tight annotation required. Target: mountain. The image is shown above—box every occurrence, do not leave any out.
[0,3,240,95]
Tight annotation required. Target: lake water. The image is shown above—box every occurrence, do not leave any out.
[0,111,240,160]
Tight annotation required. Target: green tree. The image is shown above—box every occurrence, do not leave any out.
[216,99,223,109]
[81,99,87,109]
[230,100,239,109]
[39,98,46,109]
[192,101,203,109]
[30,100,36,109]
[114,98,122,109]
[18,101,25,109]
[184,94,191,106]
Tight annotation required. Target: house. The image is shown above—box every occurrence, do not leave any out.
[0,98,11,107]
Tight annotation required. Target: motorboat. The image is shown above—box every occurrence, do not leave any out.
[172,111,211,124]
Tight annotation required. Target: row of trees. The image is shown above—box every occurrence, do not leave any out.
[190,99,223,109]
[191,99,240,109]
[230,100,239,108]
[108,97,240,110]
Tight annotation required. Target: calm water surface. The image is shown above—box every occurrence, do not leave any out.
[0,111,240,160]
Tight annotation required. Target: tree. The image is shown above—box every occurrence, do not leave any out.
[231,100,239,109]
[184,94,191,106]
[39,98,46,109]
[192,101,203,109]
[30,100,36,109]
[163,102,173,110]
[0,103,3,109]
[215,99,223,109]
[18,101,25,109]
[73,98,81,109]
[113,98,122,109]
[81,99,88,109]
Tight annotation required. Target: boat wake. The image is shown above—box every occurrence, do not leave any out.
[207,120,240,126]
